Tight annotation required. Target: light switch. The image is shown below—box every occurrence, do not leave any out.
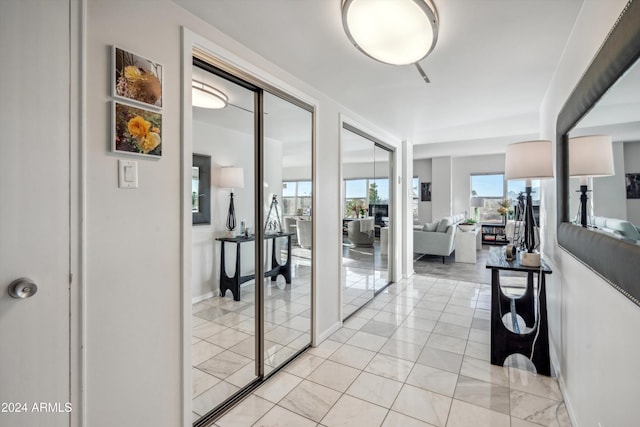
[118,159,138,189]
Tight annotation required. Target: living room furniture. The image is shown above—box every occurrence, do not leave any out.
[454,227,480,264]
[283,217,298,245]
[589,216,640,243]
[485,247,552,376]
[296,218,312,248]
[481,224,507,245]
[216,232,293,301]
[505,140,554,267]
[219,166,244,232]
[413,213,464,263]
[347,218,375,247]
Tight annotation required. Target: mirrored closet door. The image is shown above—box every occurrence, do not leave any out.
[190,58,313,426]
[341,124,393,320]
[262,91,313,376]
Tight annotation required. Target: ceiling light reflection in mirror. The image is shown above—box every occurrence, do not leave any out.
[192,79,228,109]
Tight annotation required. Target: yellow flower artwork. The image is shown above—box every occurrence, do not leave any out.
[114,102,162,157]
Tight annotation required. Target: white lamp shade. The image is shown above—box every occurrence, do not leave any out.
[470,197,484,208]
[342,0,438,65]
[192,80,228,109]
[505,140,554,180]
[569,135,614,178]
[219,167,244,189]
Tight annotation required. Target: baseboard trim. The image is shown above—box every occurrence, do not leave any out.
[192,291,215,305]
[316,321,342,345]
[557,373,578,427]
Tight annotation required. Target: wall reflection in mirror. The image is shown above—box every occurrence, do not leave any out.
[341,124,392,320]
[568,59,640,245]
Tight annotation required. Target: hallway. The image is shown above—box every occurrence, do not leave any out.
[210,274,570,426]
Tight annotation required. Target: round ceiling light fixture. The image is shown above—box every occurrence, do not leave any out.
[341,0,439,66]
[192,80,228,109]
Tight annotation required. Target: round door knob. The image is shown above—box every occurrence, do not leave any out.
[8,278,38,299]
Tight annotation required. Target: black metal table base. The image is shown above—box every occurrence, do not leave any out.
[218,233,292,302]
[486,248,552,376]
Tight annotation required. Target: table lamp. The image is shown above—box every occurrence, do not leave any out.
[470,197,484,222]
[219,167,244,233]
[569,135,614,228]
[505,140,554,267]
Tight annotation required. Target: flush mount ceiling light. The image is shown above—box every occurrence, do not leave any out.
[341,0,438,81]
[192,80,228,109]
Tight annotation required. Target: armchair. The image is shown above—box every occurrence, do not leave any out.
[347,218,374,247]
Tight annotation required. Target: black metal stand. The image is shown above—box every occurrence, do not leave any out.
[265,194,283,233]
[578,184,589,228]
[216,233,293,301]
[523,185,536,253]
[226,192,237,232]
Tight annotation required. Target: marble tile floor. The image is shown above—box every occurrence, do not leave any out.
[209,273,571,427]
[414,245,532,285]
[192,248,313,420]
[342,239,390,318]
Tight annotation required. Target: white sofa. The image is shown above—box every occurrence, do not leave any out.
[590,216,640,243]
[413,214,465,263]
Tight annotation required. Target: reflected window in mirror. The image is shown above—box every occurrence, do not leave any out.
[282,180,312,216]
[567,59,640,245]
[192,153,211,225]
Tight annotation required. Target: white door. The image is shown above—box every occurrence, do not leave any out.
[0,2,72,426]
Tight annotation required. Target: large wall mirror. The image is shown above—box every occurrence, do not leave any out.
[192,153,211,224]
[557,0,640,306]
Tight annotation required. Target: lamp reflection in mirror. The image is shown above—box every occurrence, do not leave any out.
[341,0,438,70]
[505,140,554,266]
[219,167,244,233]
[569,135,614,228]
[192,80,228,109]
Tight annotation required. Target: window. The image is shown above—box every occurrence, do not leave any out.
[344,178,390,217]
[471,174,505,224]
[507,180,541,204]
[282,180,312,216]
[471,174,541,224]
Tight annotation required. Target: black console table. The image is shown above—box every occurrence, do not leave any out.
[485,247,552,376]
[215,232,293,301]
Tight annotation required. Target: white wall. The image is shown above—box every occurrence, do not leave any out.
[342,161,390,179]
[539,1,640,426]
[414,154,505,223]
[414,158,433,223]
[431,157,452,219]
[592,141,626,219]
[283,166,312,181]
[624,141,640,224]
[85,0,405,424]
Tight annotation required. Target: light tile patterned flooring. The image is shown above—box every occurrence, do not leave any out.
[192,247,312,419]
[211,274,572,427]
[342,239,389,318]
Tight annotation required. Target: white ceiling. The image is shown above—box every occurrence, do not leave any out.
[177,0,587,158]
